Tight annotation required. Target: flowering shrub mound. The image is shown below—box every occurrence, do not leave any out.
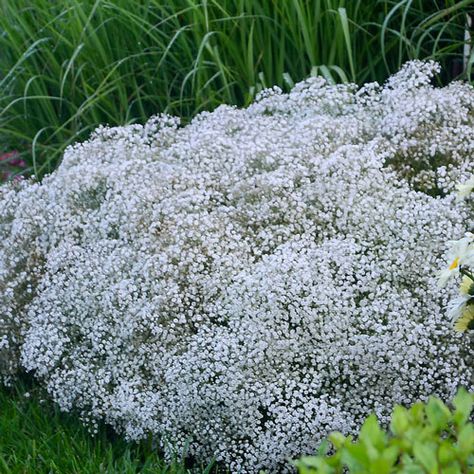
[0,61,473,472]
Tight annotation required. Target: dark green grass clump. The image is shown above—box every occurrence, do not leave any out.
[0,377,213,474]
[0,0,471,178]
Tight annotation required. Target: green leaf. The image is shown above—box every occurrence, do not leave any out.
[316,439,330,457]
[337,7,355,83]
[425,397,451,432]
[369,457,393,474]
[399,453,426,474]
[342,442,371,470]
[408,402,425,425]
[359,414,386,452]
[391,406,409,436]
[438,440,456,466]
[381,445,400,467]
[294,455,334,474]
[413,441,438,473]
[457,424,474,460]
[438,462,462,474]
[328,432,346,450]
[294,390,474,474]
[453,388,474,428]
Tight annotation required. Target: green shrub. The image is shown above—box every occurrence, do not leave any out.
[295,389,474,474]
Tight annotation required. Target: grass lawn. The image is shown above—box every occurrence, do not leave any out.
[0,377,214,474]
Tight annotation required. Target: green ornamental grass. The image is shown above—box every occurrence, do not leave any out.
[0,0,471,177]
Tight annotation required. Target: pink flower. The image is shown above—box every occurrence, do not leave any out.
[0,150,27,182]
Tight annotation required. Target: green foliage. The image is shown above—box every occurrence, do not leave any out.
[0,0,471,177]
[294,389,474,474]
[0,377,214,473]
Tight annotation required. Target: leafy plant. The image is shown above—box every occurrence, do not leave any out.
[294,389,474,474]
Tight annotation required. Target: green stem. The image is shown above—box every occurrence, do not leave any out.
[459,267,474,282]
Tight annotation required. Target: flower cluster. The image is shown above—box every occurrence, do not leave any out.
[439,179,474,332]
[1,61,473,472]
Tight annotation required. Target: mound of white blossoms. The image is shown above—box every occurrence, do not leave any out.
[1,61,474,471]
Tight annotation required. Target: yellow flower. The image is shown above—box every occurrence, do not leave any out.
[460,276,474,296]
[449,257,460,270]
[454,304,474,332]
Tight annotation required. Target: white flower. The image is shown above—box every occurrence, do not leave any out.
[456,175,474,200]
[446,295,471,323]
[445,276,474,324]
[438,236,474,287]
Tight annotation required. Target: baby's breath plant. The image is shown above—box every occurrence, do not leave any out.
[1,61,474,472]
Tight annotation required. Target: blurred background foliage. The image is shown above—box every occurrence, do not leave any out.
[0,0,472,177]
